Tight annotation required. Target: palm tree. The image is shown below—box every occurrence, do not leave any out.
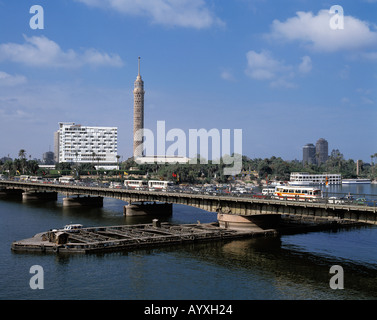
[372,154,377,179]
[18,149,26,160]
[18,149,27,174]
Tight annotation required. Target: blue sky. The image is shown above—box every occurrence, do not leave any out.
[0,0,376,162]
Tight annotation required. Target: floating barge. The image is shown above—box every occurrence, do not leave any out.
[11,221,277,254]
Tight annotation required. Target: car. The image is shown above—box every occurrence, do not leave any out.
[63,224,83,232]
[354,198,367,205]
[327,197,345,204]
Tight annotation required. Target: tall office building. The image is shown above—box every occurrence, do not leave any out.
[133,57,145,158]
[55,122,118,164]
[42,151,55,165]
[315,138,329,165]
[54,130,60,163]
[302,143,316,165]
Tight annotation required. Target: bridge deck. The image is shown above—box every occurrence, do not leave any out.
[1,180,376,224]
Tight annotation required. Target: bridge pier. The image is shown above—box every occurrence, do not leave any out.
[217,213,281,232]
[124,202,173,216]
[63,195,103,207]
[22,191,58,202]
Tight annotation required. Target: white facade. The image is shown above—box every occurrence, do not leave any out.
[56,122,118,164]
[290,172,342,185]
[136,155,190,164]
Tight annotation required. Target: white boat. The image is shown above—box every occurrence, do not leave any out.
[342,179,371,184]
[288,181,313,186]
[290,173,341,185]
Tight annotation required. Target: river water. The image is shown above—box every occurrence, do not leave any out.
[0,184,376,300]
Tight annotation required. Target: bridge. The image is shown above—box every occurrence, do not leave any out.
[1,180,377,230]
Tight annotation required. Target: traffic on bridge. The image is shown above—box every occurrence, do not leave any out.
[1,174,377,208]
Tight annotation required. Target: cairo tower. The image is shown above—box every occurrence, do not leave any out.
[133,57,145,158]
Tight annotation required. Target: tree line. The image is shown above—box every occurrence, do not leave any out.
[1,149,375,184]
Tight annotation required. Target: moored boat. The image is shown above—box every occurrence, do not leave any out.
[342,179,371,184]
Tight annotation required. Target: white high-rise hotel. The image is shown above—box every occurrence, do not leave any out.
[54,122,118,164]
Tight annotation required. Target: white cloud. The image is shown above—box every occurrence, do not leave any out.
[220,70,236,82]
[360,51,377,60]
[245,50,313,88]
[0,35,124,68]
[0,71,27,86]
[357,88,375,105]
[298,56,312,73]
[361,96,374,104]
[268,10,377,52]
[76,0,224,29]
[270,78,297,89]
[245,50,291,80]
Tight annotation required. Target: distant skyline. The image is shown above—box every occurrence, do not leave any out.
[0,1,376,162]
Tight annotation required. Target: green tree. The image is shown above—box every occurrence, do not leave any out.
[257,159,272,179]
[18,149,27,174]
[56,162,72,171]
[27,160,39,174]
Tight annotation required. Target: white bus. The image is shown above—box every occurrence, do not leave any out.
[59,176,75,184]
[124,180,148,190]
[30,176,43,183]
[148,180,174,191]
[274,186,322,202]
[262,187,275,196]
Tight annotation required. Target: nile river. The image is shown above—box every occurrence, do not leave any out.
[1,184,377,300]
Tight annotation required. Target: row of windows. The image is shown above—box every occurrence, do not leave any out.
[62,150,117,155]
[63,143,116,146]
[279,189,309,194]
[62,155,115,159]
[62,131,117,135]
[63,137,117,140]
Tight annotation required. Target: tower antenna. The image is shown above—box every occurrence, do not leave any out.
[138,56,141,76]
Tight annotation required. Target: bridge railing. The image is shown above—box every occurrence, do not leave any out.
[0,178,376,208]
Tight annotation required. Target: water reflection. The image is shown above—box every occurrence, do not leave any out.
[150,235,377,299]
[2,186,377,300]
